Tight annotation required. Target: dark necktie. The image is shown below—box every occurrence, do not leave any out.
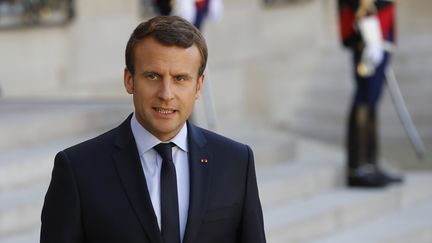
[154,143,180,243]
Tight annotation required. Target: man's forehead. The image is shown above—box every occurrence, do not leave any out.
[134,38,201,65]
[133,46,200,75]
[137,36,194,49]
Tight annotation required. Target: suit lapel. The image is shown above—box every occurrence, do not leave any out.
[112,115,162,243]
[183,122,213,243]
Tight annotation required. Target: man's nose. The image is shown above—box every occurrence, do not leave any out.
[158,78,174,100]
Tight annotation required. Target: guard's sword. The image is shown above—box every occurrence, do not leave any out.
[385,67,426,159]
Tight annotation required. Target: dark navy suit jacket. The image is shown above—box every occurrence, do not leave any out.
[41,114,266,243]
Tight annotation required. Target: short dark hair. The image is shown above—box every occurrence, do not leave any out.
[125,16,208,76]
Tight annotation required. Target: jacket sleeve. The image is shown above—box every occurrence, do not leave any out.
[240,145,267,243]
[40,151,84,243]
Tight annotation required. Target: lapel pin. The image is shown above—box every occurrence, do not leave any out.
[200,159,208,163]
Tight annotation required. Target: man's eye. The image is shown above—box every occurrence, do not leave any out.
[146,74,158,80]
[175,76,187,82]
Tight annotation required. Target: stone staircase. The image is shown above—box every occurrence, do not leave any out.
[257,136,432,242]
[1,0,432,242]
[2,102,432,243]
[0,100,132,242]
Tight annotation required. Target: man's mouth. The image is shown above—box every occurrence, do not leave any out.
[154,107,176,114]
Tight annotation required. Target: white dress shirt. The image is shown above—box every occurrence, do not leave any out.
[130,113,190,242]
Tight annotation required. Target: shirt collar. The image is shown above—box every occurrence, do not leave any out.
[130,113,188,156]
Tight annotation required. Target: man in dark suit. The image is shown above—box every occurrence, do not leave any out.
[40,16,266,243]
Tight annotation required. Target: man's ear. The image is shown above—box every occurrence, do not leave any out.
[124,68,134,94]
[195,74,205,99]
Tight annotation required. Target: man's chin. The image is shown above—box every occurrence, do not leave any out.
[152,124,183,140]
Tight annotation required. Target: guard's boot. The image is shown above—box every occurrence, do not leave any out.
[346,105,402,188]
[367,107,403,184]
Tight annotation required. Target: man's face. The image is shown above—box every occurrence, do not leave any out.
[124,37,204,141]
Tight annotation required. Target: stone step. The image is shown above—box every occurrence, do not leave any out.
[12,201,432,243]
[265,171,432,243]
[258,161,343,209]
[220,123,299,167]
[0,136,341,238]
[0,183,46,236]
[258,138,344,208]
[0,161,429,242]
[0,134,98,191]
[0,125,297,194]
[0,229,39,243]
[312,198,432,243]
[0,100,131,151]
[290,112,432,139]
[2,135,431,243]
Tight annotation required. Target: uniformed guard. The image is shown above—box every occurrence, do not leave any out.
[338,0,403,187]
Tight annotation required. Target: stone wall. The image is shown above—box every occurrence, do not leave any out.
[0,0,140,98]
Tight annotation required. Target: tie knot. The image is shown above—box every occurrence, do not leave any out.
[154,142,175,162]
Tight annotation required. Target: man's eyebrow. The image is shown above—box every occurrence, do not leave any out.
[140,70,160,76]
[175,73,192,78]
[138,71,193,78]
